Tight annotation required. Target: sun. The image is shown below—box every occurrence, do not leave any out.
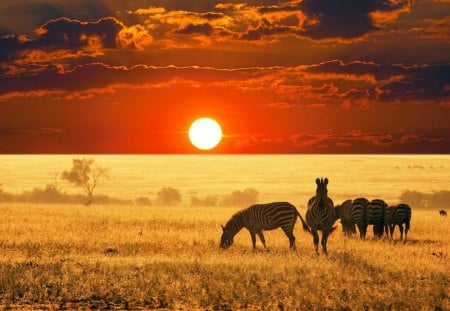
[189,118,222,150]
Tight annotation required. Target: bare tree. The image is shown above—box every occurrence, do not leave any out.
[62,158,109,205]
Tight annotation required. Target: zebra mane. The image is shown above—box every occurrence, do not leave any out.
[230,209,245,220]
[224,210,244,228]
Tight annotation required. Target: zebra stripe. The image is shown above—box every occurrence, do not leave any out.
[384,204,392,236]
[389,203,411,240]
[220,202,310,250]
[335,199,355,234]
[351,197,369,238]
[364,199,387,238]
[306,177,336,255]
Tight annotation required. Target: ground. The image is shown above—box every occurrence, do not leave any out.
[0,204,448,310]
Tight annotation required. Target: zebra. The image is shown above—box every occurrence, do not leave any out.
[439,210,447,217]
[350,197,369,238]
[220,202,311,250]
[384,203,392,237]
[306,177,337,255]
[389,203,412,240]
[363,199,387,238]
[334,199,355,234]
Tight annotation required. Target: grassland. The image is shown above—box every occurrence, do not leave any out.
[0,203,448,310]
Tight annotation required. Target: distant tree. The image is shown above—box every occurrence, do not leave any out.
[135,196,152,206]
[62,158,109,205]
[220,188,259,207]
[429,191,450,209]
[156,187,181,206]
[399,190,426,208]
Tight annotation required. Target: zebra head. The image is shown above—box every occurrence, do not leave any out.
[315,177,329,207]
[220,225,234,249]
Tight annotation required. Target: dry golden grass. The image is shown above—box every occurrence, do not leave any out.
[0,203,448,310]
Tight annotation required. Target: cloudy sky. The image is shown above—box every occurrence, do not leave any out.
[0,0,449,153]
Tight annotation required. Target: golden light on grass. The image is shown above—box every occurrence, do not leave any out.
[189,117,222,150]
[0,203,448,310]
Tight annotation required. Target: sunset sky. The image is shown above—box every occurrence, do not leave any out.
[0,0,449,153]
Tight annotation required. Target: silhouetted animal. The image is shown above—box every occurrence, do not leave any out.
[389,204,412,240]
[220,202,310,250]
[350,197,370,238]
[334,199,355,234]
[364,199,387,238]
[439,210,447,217]
[384,203,392,236]
[306,177,336,255]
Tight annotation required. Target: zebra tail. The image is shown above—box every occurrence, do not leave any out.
[296,209,312,234]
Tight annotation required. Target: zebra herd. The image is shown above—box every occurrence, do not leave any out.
[335,198,412,241]
[220,177,412,255]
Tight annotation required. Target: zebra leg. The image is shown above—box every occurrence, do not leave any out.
[249,231,257,249]
[360,224,368,239]
[405,222,409,240]
[321,231,328,255]
[357,223,365,239]
[378,223,384,238]
[399,224,404,241]
[281,225,296,250]
[312,229,320,255]
[256,231,267,249]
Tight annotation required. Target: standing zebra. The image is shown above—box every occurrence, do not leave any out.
[364,199,387,238]
[334,199,355,234]
[306,177,336,255]
[351,198,369,238]
[389,203,412,240]
[220,202,311,250]
[384,203,392,237]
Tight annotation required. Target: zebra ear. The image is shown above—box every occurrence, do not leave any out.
[316,178,320,185]
[324,178,328,185]
[221,225,225,231]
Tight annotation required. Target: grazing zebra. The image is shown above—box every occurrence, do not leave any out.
[389,203,412,240]
[439,210,447,217]
[364,199,387,238]
[306,177,336,255]
[220,202,311,250]
[334,199,355,234]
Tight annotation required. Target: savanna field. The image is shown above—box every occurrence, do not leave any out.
[0,203,448,310]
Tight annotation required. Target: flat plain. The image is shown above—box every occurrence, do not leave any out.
[0,203,448,310]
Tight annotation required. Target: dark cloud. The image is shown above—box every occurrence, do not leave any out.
[305,60,450,102]
[0,17,124,62]
[378,64,450,101]
[306,60,405,81]
[32,17,122,49]
[0,17,154,65]
[0,63,273,94]
[299,0,410,39]
[241,19,291,40]
[0,35,22,61]
[174,23,214,36]
[0,1,115,32]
